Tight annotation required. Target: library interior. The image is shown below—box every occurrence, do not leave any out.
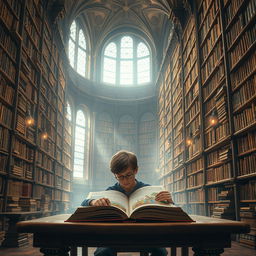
[0,0,255,255]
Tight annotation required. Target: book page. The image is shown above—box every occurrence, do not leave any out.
[87,190,129,215]
[129,186,174,215]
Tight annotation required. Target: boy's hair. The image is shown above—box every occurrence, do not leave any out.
[110,150,138,174]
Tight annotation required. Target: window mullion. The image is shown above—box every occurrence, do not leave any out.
[117,40,121,86]
[134,39,137,86]
[74,25,79,71]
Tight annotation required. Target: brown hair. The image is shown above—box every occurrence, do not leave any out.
[110,150,138,174]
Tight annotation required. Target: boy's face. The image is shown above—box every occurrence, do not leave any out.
[115,167,138,191]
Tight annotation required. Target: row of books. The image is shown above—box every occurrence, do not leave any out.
[187,171,204,188]
[239,180,256,200]
[206,147,230,167]
[201,40,223,84]
[0,76,15,105]
[0,101,12,128]
[187,158,204,175]
[200,16,221,63]
[230,53,255,91]
[0,0,20,32]
[13,137,34,161]
[229,23,255,69]
[188,189,205,202]
[236,131,256,155]
[0,126,10,151]
[225,0,253,25]
[239,205,256,248]
[204,121,230,148]
[186,136,201,159]
[233,105,255,132]
[185,81,199,109]
[206,163,231,183]
[0,47,16,83]
[237,153,256,176]
[232,75,255,111]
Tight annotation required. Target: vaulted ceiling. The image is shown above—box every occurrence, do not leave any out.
[58,0,190,63]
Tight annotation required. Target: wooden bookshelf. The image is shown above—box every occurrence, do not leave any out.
[157,0,255,247]
[0,0,72,244]
[94,112,115,189]
[138,113,157,182]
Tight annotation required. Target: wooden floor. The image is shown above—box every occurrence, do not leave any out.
[0,240,255,256]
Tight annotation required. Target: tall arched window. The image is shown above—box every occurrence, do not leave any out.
[73,109,90,179]
[68,20,88,77]
[64,101,72,172]
[102,34,151,86]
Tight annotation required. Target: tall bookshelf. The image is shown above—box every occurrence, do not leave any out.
[138,112,157,183]
[183,15,205,216]
[94,112,115,189]
[0,0,72,243]
[116,115,136,153]
[157,0,255,247]
[157,37,187,209]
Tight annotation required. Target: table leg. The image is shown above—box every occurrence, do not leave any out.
[192,248,224,256]
[40,247,70,256]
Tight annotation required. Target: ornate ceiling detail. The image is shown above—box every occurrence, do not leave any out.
[61,0,174,58]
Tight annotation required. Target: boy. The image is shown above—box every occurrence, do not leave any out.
[81,150,173,256]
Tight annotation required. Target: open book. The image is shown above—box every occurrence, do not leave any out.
[66,186,193,222]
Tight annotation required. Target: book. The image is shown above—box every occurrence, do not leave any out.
[66,186,193,222]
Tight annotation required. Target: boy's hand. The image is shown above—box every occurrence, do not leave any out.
[90,198,111,206]
[155,191,173,204]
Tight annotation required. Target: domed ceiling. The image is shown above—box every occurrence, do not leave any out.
[62,0,175,60]
[48,0,192,101]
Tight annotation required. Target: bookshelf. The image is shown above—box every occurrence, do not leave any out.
[116,115,136,153]
[138,112,157,183]
[0,0,72,244]
[157,0,256,248]
[94,112,115,189]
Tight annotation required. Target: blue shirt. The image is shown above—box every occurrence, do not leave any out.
[81,180,150,206]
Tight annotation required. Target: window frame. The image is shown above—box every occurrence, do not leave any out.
[68,20,89,78]
[102,33,152,86]
[73,107,90,181]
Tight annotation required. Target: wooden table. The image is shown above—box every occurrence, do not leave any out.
[0,211,42,247]
[17,214,250,256]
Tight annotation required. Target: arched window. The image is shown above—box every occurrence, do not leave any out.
[102,34,151,86]
[64,101,72,171]
[68,20,88,77]
[66,101,72,121]
[73,109,90,179]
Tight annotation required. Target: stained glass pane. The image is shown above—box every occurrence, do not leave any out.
[103,57,116,84]
[137,42,149,57]
[120,60,133,85]
[76,110,85,126]
[121,36,133,59]
[105,42,117,57]
[137,57,150,84]
[74,110,86,178]
[66,101,71,121]
[79,30,86,49]
[77,48,86,76]
[70,21,76,39]
[68,39,75,68]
